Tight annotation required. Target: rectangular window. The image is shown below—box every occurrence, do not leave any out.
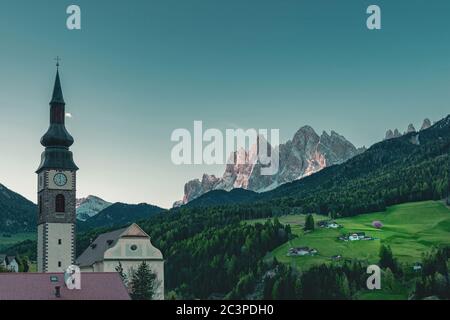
[55,194,65,213]
[58,239,62,245]
[58,261,62,268]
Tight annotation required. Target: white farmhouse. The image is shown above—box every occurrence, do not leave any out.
[76,223,164,300]
[348,233,360,241]
[0,255,19,272]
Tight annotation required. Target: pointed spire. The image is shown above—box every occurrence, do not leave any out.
[50,60,65,105]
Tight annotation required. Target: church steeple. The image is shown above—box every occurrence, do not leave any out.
[37,63,78,173]
[50,69,65,105]
[36,61,78,273]
[40,66,74,148]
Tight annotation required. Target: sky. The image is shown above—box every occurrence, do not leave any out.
[0,0,449,208]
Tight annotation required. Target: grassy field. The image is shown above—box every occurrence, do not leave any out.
[247,201,450,271]
[0,232,36,252]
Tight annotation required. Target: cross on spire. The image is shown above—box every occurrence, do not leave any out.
[55,56,61,69]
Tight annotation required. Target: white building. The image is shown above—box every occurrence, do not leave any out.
[76,223,164,300]
[328,222,340,229]
[0,255,19,272]
[348,233,360,241]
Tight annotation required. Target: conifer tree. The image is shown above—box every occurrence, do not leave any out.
[130,262,158,300]
[304,214,315,231]
[379,245,398,273]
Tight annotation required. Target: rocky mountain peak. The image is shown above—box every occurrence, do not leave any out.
[385,129,394,140]
[407,124,416,133]
[76,195,112,221]
[293,126,319,145]
[177,125,363,206]
[421,118,432,131]
[385,117,435,140]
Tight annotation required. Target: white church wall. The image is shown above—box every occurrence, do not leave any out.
[46,223,74,272]
[103,237,164,300]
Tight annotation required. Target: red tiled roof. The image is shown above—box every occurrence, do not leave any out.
[0,272,131,300]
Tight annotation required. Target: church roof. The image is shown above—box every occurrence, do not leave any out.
[0,272,130,300]
[50,69,65,105]
[76,223,162,267]
[37,67,78,172]
[76,227,127,267]
[40,69,74,149]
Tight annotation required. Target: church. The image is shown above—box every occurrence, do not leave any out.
[30,63,164,299]
[36,63,78,273]
[76,223,165,300]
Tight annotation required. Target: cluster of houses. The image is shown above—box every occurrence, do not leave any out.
[318,221,342,229]
[287,247,318,257]
[338,232,374,242]
[0,255,19,272]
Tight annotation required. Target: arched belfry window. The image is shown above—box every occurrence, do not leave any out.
[55,194,65,213]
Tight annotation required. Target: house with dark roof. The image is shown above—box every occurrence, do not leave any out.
[0,272,130,300]
[76,223,164,300]
[287,247,318,256]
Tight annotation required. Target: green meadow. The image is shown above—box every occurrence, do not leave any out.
[247,201,450,271]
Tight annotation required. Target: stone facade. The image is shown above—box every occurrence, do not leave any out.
[38,184,77,224]
[37,170,77,272]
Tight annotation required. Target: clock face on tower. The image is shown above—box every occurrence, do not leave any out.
[53,173,67,187]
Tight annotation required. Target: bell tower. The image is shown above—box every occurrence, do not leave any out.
[36,62,78,273]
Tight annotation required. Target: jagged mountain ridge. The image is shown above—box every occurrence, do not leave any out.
[76,195,112,221]
[176,126,365,206]
[385,118,432,140]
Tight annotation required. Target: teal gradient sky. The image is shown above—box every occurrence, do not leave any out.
[0,0,449,208]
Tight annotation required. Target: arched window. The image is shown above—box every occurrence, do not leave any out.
[55,194,65,213]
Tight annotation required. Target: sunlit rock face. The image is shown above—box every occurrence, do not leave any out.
[178,126,363,206]
[76,195,112,221]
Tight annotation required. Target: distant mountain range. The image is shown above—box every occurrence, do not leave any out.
[0,189,165,233]
[175,125,366,207]
[77,202,166,231]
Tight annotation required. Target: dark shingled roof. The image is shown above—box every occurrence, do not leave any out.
[76,227,128,267]
[0,272,130,300]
